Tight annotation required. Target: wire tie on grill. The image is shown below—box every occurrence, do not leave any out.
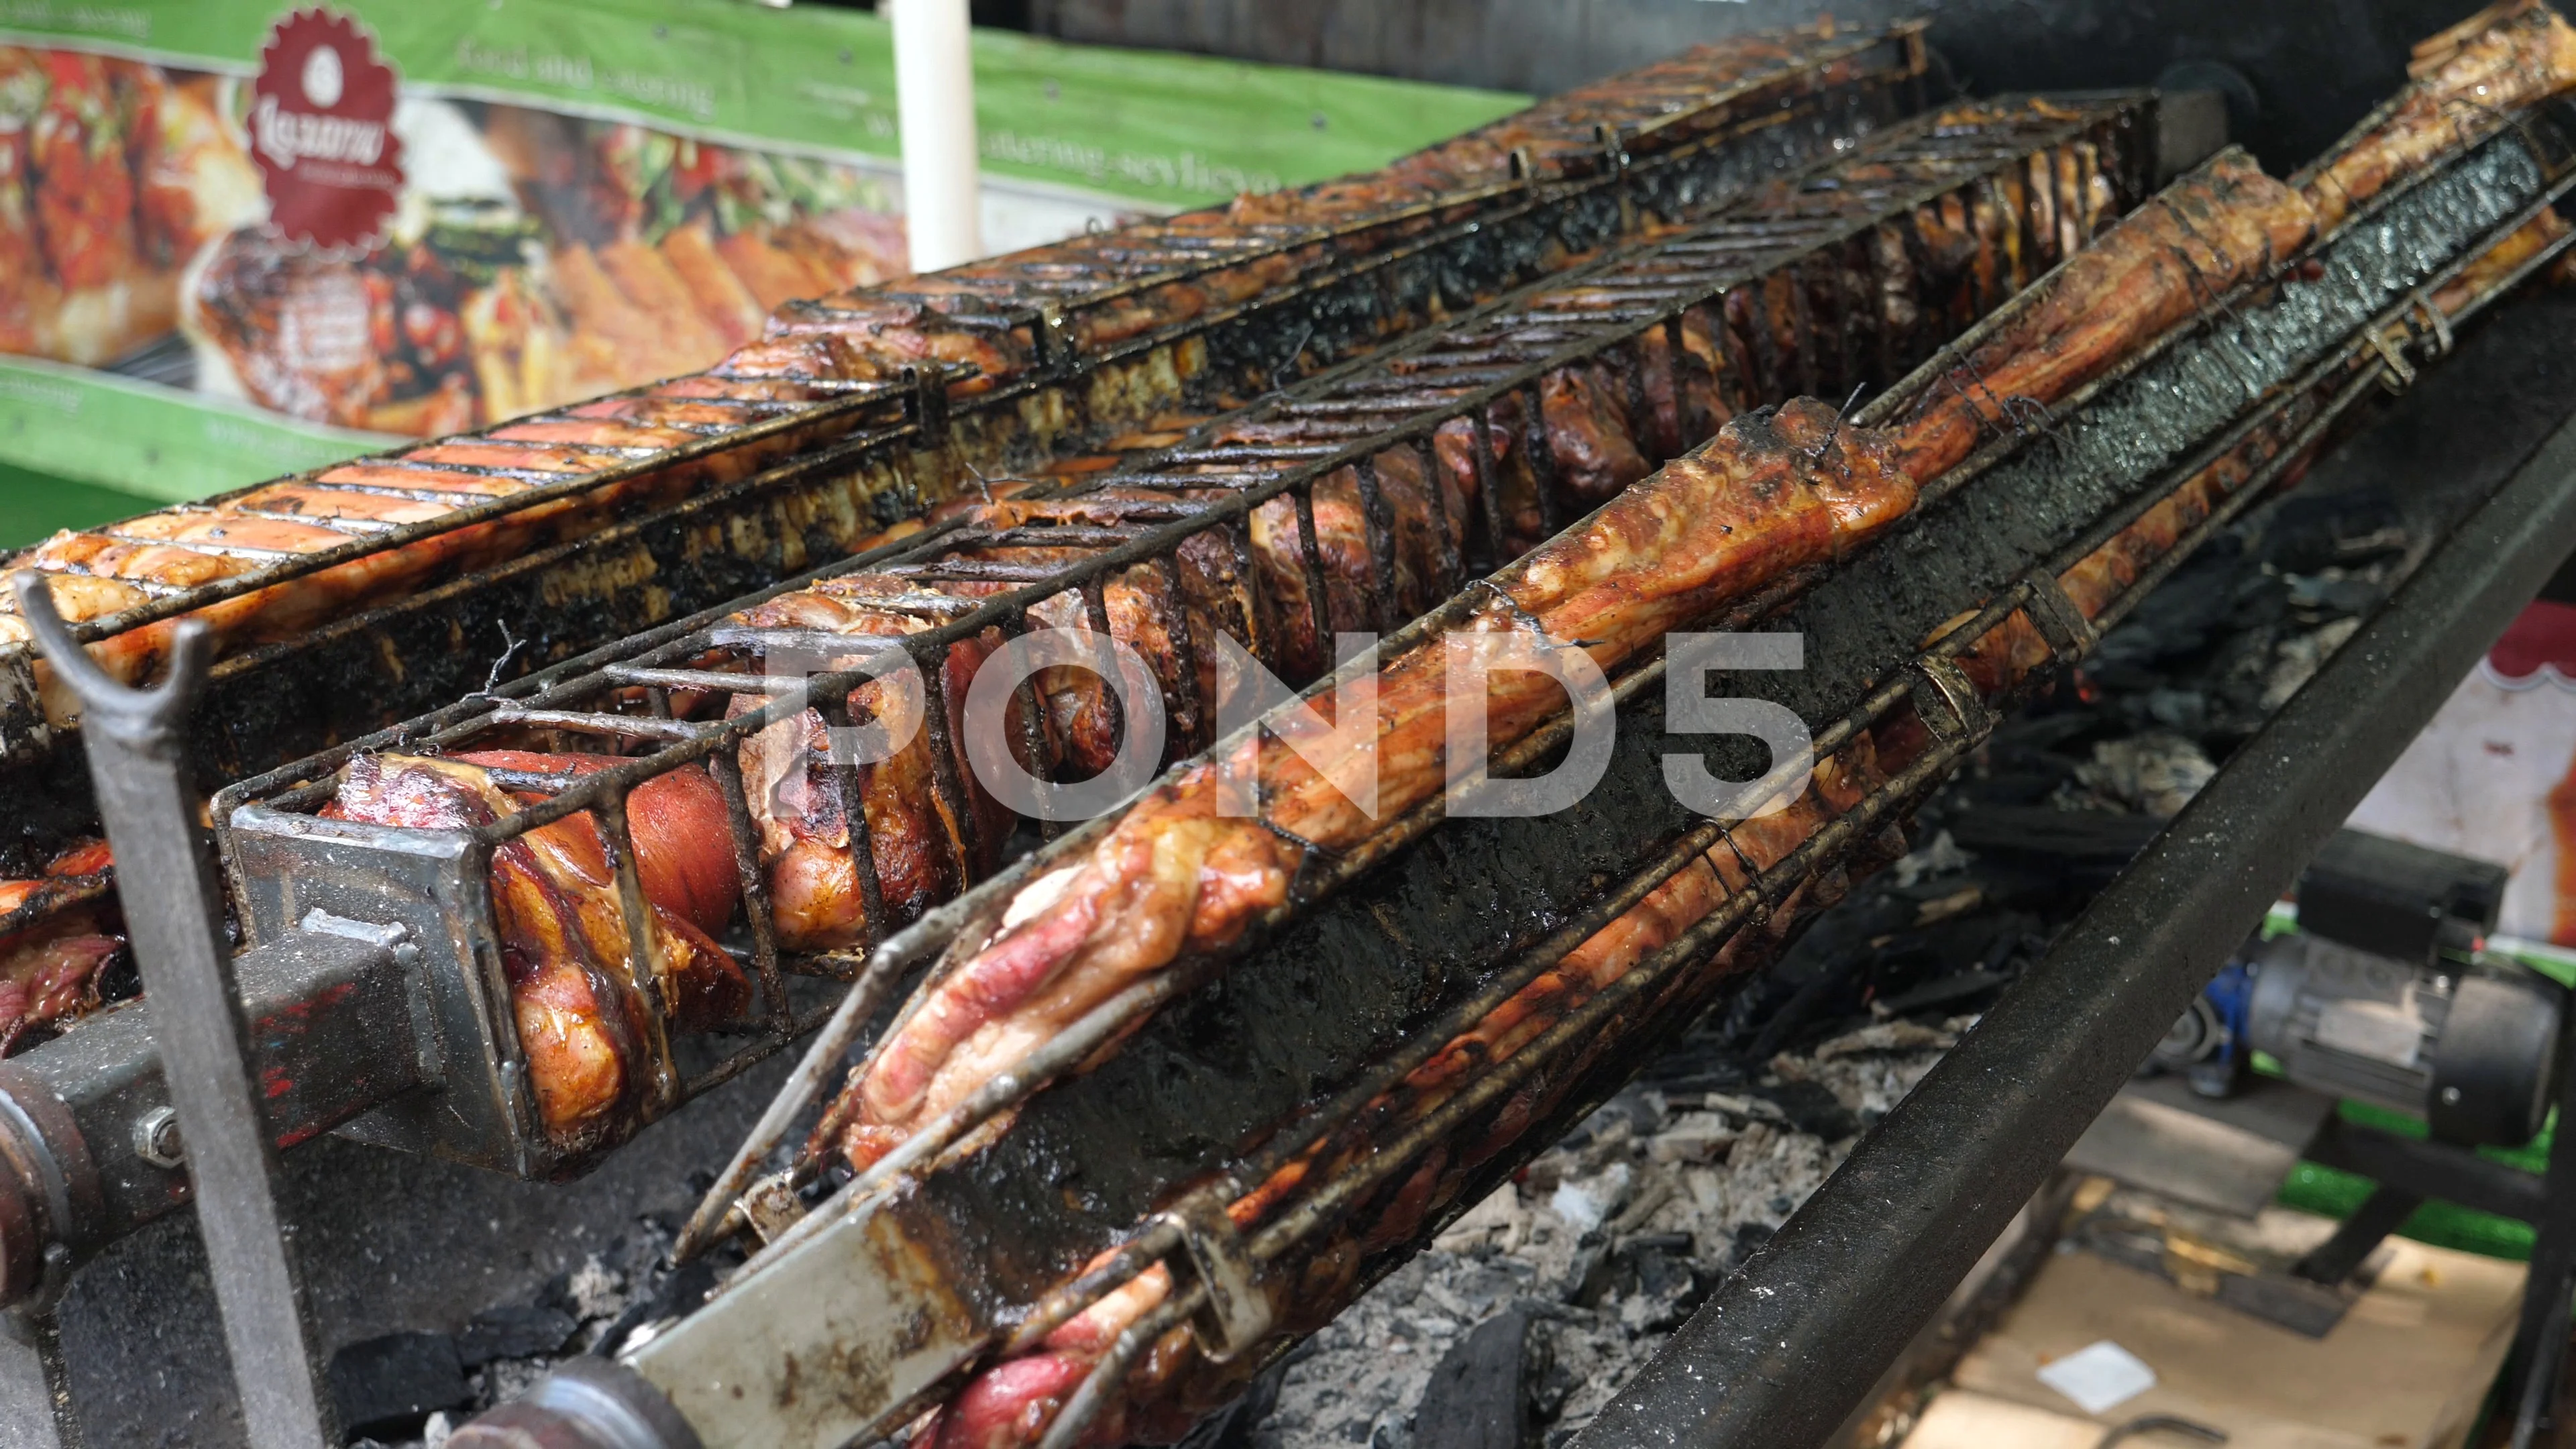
[2017,571,2099,667]
[461,620,528,708]
[2410,288,2456,358]
[2366,328,2418,393]
[1466,577,1550,638]
[1907,657,1994,745]
[1155,1198,1274,1362]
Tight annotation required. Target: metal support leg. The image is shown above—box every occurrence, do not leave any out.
[11,575,338,1449]
[2291,1184,2420,1285]
[2508,1012,2576,1449]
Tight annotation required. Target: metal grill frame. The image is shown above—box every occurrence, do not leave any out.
[577,93,2576,1449]
[204,94,2151,1181]
[3,23,1927,674]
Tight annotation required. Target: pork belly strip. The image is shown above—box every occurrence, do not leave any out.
[0,337,893,718]
[812,141,2306,1175]
[1880,148,2314,486]
[2299,0,2576,231]
[917,734,1899,1449]
[325,752,747,1146]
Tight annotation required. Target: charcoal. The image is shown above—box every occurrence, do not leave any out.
[1871,967,2015,1019]
[2265,490,2408,572]
[2288,572,2385,617]
[327,1331,469,1440]
[1556,1244,1612,1307]
[1614,1245,1707,1334]
[1412,1311,1531,1449]
[1724,1222,1776,1272]
[455,1305,577,1368]
[1748,1079,1859,1142]
[592,1252,720,1358]
[1947,806,2163,864]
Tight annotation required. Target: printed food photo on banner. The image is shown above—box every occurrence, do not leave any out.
[0,0,1521,521]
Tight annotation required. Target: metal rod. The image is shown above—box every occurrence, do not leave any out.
[706,751,794,1036]
[10,574,341,1449]
[818,693,895,947]
[1572,396,2576,1449]
[594,794,679,1112]
[1350,453,1400,631]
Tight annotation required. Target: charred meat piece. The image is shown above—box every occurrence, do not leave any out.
[2300,0,2576,231]
[818,396,1917,1171]
[326,752,747,1145]
[0,837,121,1058]
[1880,148,2313,486]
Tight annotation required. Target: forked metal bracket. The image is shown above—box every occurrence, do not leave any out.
[1157,1199,1274,1362]
[11,574,339,1448]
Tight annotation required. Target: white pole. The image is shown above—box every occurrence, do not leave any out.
[888,0,983,274]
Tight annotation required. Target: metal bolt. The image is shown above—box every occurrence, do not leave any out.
[2440,1085,2463,1107]
[133,1106,184,1168]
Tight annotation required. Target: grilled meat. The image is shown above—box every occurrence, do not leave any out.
[1881,148,2312,485]
[854,73,2576,1435]
[0,838,119,1058]
[2300,0,2576,231]
[812,148,2286,1177]
[709,99,2123,957]
[819,395,1916,1172]
[0,352,885,714]
[325,751,746,1144]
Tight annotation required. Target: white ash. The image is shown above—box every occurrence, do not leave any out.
[2071,732,2216,818]
[2258,614,2363,711]
[1250,1020,1968,1449]
[1890,829,1975,889]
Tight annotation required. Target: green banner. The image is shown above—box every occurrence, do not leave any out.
[0,0,1523,209]
[0,356,386,503]
[0,1,1523,509]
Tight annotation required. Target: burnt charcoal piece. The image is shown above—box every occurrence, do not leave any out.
[1414,1310,1532,1449]
[455,1304,578,1368]
[593,1252,721,1360]
[2265,490,2408,573]
[1947,806,2164,867]
[1750,1079,1859,1141]
[327,1331,469,1440]
[1615,1240,1711,1334]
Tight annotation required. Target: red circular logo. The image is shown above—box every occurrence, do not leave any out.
[250,8,403,252]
